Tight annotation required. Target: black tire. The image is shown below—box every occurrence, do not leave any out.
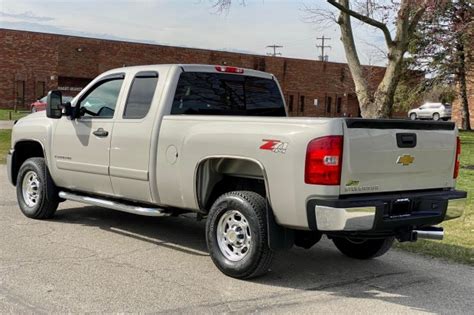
[410,113,417,120]
[31,106,37,113]
[16,157,59,219]
[206,191,274,279]
[432,113,440,121]
[332,237,394,259]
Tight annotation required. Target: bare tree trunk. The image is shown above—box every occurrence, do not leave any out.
[336,0,373,116]
[329,0,426,119]
[457,39,471,130]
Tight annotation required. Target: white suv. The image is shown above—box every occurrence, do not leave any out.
[409,102,452,121]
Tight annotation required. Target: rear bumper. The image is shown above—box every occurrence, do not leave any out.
[6,149,14,185]
[306,189,467,233]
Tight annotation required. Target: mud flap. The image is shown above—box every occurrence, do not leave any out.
[266,201,294,250]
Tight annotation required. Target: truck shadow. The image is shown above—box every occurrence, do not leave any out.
[53,205,471,314]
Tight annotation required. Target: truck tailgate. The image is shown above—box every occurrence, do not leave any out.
[340,119,457,195]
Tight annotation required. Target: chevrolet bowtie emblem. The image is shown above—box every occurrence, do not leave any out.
[397,154,415,166]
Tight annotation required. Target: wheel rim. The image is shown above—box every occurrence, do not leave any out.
[31,107,36,113]
[217,210,252,262]
[22,170,40,207]
[410,114,416,120]
[433,113,439,120]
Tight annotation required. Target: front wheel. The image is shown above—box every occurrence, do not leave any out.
[332,237,394,259]
[432,113,440,121]
[409,113,417,120]
[206,191,274,279]
[16,158,59,219]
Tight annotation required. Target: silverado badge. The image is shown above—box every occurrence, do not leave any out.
[397,154,415,166]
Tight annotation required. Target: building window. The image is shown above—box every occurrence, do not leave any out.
[300,95,305,113]
[326,96,332,113]
[36,81,46,99]
[16,80,25,108]
[336,97,342,114]
[288,95,294,112]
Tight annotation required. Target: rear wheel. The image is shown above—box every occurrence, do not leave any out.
[410,113,417,120]
[432,113,440,121]
[332,237,394,259]
[206,191,274,279]
[31,106,37,113]
[16,158,59,219]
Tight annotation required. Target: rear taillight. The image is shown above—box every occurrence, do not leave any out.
[305,136,343,185]
[215,66,244,74]
[454,136,461,179]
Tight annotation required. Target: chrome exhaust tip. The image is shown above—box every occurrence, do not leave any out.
[413,227,444,240]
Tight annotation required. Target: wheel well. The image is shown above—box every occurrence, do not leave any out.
[12,141,45,185]
[195,158,268,212]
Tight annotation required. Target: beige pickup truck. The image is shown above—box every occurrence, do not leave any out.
[7,64,467,279]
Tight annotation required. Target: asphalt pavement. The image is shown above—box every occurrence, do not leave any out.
[0,166,473,314]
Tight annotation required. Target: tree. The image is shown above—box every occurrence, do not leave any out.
[310,1,444,118]
[212,1,447,118]
[410,0,473,129]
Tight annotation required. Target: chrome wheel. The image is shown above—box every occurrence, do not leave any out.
[217,210,252,262]
[433,113,440,121]
[22,170,40,207]
[410,113,416,120]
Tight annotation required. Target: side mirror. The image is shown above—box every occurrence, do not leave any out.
[46,90,63,119]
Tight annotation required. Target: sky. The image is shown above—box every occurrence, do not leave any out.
[0,0,388,66]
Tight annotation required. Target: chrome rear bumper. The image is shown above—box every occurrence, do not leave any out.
[307,189,466,232]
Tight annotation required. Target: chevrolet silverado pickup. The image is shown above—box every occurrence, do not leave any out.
[6,64,467,279]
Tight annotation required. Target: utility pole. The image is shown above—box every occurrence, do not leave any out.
[266,44,283,57]
[316,35,331,61]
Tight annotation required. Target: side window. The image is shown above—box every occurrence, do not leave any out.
[123,72,159,119]
[78,76,124,118]
[326,96,332,113]
[288,95,294,112]
[336,97,342,114]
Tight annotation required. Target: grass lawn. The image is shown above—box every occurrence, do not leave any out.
[0,129,12,164]
[397,131,474,265]
[0,109,28,120]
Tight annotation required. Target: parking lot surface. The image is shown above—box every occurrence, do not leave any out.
[0,166,473,314]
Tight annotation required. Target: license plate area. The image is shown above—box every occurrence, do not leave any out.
[389,198,413,218]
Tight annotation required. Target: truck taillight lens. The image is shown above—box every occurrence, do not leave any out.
[305,136,343,185]
[454,136,461,179]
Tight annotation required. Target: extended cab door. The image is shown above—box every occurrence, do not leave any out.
[51,73,125,196]
[108,70,161,202]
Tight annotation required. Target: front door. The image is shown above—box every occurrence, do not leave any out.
[51,74,125,196]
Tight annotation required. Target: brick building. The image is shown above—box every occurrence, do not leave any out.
[0,28,388,118]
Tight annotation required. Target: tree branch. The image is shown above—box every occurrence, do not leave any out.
[408,6,427,36]
[327,0,394,47]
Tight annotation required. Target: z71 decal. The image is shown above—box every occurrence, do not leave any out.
[260,139,288,154]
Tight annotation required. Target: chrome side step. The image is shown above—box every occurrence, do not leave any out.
[58,191,172,217]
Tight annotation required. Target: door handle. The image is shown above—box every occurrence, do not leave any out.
[93,128,109,137]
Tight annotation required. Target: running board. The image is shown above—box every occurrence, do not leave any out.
[58,191,172,217]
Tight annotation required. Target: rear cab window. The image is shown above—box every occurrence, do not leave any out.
[171,72,286,116]
[123,71,159,119]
